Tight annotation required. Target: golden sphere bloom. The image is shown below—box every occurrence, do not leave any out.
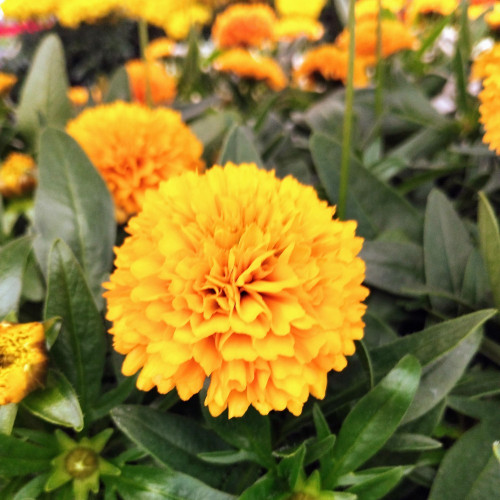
[212,3,276,48]
[66,102,204,222]
[471,44,500,82]
[104,163,368,418]
[214,48,287,91]
[0,322,48,405]
[0,152,37,198]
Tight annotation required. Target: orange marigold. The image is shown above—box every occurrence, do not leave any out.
[0,322,48,405]
[294,44,370,88]
[274,16,324,42]
[0,152,37,198]
[479,72,500,154]
[125,59,177,105]
[471,43,500,81]
[67,86,102,107]
[212,3,276,48]
[214,48,287,91]
[0,72,17,96]
[66,102,204,222]
[104,163,368,418]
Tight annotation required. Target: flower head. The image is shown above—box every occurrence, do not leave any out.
[214,48,287,91]
[0,152,37,198]
[56,0,120,27]
[0,72,17,96]
[274,16,324,42]
[1,0,58,21]
[471,43,500,81]
[479,71,500,155]
[0,322,48,405]
[67,86,102,108]
[275,0,326,20]
[66,101,204,222]
[104,163,368,418]
[355,0,406,21]
[145,37,176,61]
[125,59,177,105]
[405,0,459,24]
[212,3,276,48]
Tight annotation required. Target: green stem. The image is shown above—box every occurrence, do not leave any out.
[375,0,383,126]
[138,18,152,108]
[338,0,356,220]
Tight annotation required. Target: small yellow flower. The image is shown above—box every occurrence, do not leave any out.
[275,0,326,20]
[355,0,406,21]
[274,16,324,42]
[67,86,102,107]
[0,322,48,405]
[0,152,37,198]
[0,72,17,96]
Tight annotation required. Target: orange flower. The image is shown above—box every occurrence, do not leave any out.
[0,152,37,198]
[294,44,370,88]
[145,37,176,60]
[214,48,287,91]
[355,0,406,21]
[104,163,368,418]
[212,3,276,48]
[336,18,417,62]
[0,322,48,405]
[0,72,17,96]
[274,16,324,42]
[405,0,459,24]
[67,86,102,107]
[66,102,204,222]
[479,72,500,155]
[471,43,500,81]
[485,4,500,29]
[125,59,177,105]
[275,0,326,20]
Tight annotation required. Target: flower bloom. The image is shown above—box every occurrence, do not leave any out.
[355,0,406,21]
[1,0,57,21]
[294,44,370,88]
[0,72,17,96]
[0,322,48,405]
[67,86,102,107]
[104,163,368,418]
[212,3,276,48]
[275,0,326,20]
[66,101,204,222]
[274,16,324,42]
[145,37,176,61]
[471,43,500,82]
[56,0,121,27]
[125,59,177,105]
[0,152,37,198]
[405,0,459,24]
[214,48,287,91]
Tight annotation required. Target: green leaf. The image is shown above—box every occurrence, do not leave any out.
[429,420,500,500]
[0,236,32,319]
[478,191,500,310]
[90,375,138,421]
[16,34,72,149]
[493,442,500,464]
[312,404,336,472]
[44,240,106,421]
[325,355,421,487]
[106,465,236,500]
[34,128,116,306]
[22,370,84,431]
[111,405,227,487]
[218,125,264,167]
[104,66,131,103]
[346,466,409,500]
[384,433,442,452]
[277,444,306,490]
[461,249,491,309]
[0,404,17,435]
[452,370,500,398]
[0,434,53,476]
[239,472,289,500]
[177,28,201,99]
[12,473,48,500]
[447,396,500,422]
[21,249,45,303]
[198,449,256,465]
[424,190,474,314]
[305,435,336,466]
[310,133,422,241]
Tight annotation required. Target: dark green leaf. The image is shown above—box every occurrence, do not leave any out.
[16,34,72,148]
[197,449,256,465]
[304,435,336,466]
[447,396,500,422]
[312,404,336,473]
[34,128,115,306]
[12,473,48,500]
[22,370,83,431]
[347,466,409,500]
[326,355,421,486]
[429,420,500,500]
[239,473,289,500]
[90,375,138,421]
[277,444,306,490]
[218,125,264,167]
[44,240,106,420]
[452,370,500,398]
[177,29,201,99]
[384,433,442,452]
[0,236,32,319]
[461,249,491,309]
[0,434,53,476]
[21,249,45,303]
[0,404,17,435]
[104,66,131,103]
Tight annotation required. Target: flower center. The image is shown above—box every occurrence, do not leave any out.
[64,447,98,479]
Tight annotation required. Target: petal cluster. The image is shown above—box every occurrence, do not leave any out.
[104,163,368,418]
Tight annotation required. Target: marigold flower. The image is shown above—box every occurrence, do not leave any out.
[1,0,58,21]
[274,16,324,42]
[163,4,212,40]
[0,322,48,405]
[405,0,459,24]
[0,72,17,96]
[66,101,204,222]
[294,44,370,88]
[104,163,368,418]
[355,0,406,21]
[479,72,500,155]
[214,48,287,91]
[275,0,326,20]
[0,152,37,198]
[471,43,500,81]
[212,3,276,48]
[67,86,102,107]
[125,59,177,105]
[56,0,120,27]
[145,37,176,61]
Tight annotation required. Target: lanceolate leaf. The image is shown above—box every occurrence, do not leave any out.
[0,434,53,476]
[218,125,264,167]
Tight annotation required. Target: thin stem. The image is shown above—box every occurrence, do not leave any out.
[138,18,152,108]
[338,0,356,220]
[375,0,383,126]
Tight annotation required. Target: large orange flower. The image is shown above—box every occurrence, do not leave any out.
[0,322,48,405]
[66,102,204,222]
[214,48,287,91]
[212,3,276,48]
[104,163,368,418]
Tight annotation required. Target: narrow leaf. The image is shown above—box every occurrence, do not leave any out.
[218,125,264,167]
[384,433,442,452]
[0,434,53,476]
[347,466,408,500]
[0,404,17,435]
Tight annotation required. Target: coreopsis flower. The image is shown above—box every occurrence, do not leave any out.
[66,101,204,222]
[274,16,324,42]
[125,59,177,105]
[56,0,121,27]
[275,0,326,19]
[0,322,48,405]
[0,72,17,96]
[214,48,287,91]
[145,37,176,61]
[478,65,500,154]
[294,44,370,89]
[1,0,58,21]
[104,163,368,418]
[0,152,37,198]
[212,3,276,48]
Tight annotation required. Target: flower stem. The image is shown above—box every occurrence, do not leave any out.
[138,18,152,108]
[375,0,383,126]
[338,0,356,221]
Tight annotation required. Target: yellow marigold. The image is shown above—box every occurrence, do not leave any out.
[163,4,212,40]
[479,72,500,154]
[214,48,287,91]
[336,18,417,62]
[471,43,500,81]
[66,101,204,222]
[275,0,326,20]
[212,3,276,48]
[67,86,102,107]
[294,44,370,88]
[104,163,368,418]
[125,59,177,105]
[0,152,37,198]
[405,0,459,24]
[0,72,17,96]
[0,322,48,405]
[56,0,120,27]
[1,0,58,21]
[145,37,176,60]
[274,16,324,42]
[355,0,406,21]
[485,4,500,29]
